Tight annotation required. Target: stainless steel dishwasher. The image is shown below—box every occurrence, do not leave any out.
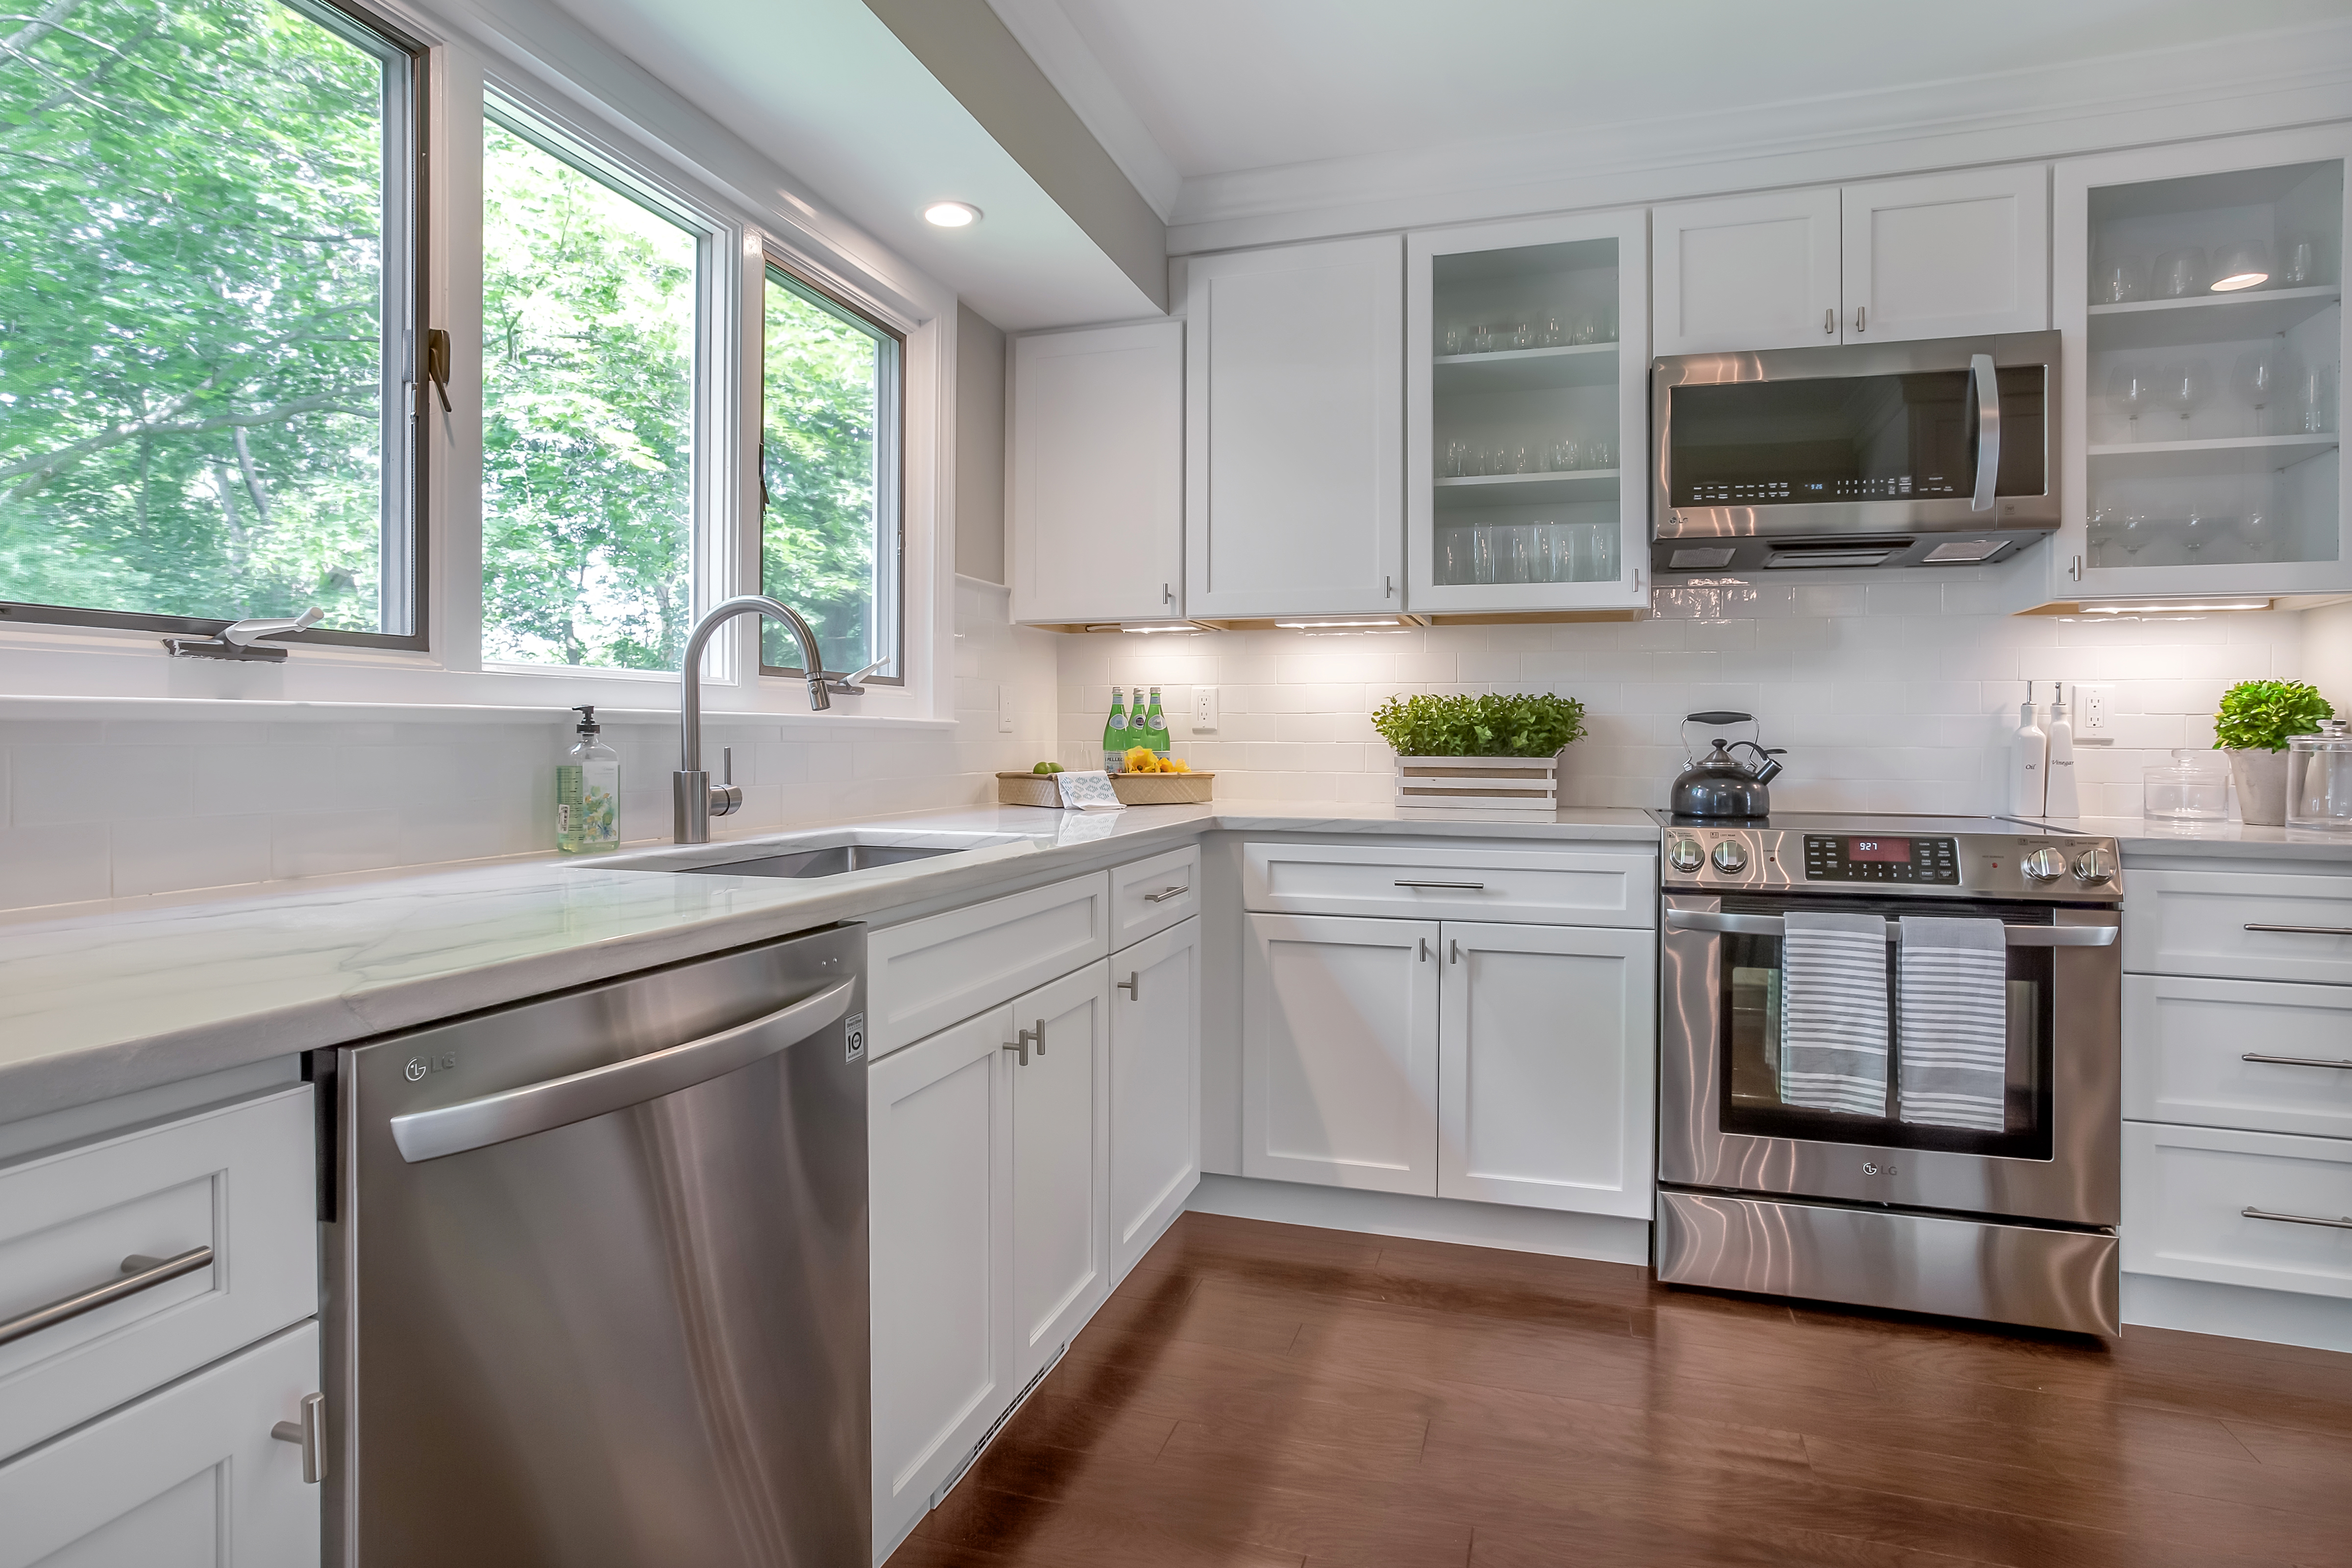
[325,923,868,1568]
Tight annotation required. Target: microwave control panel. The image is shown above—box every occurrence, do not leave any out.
[1802,834,1959,885]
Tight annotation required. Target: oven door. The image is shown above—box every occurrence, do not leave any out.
[1659,891,2119,1227]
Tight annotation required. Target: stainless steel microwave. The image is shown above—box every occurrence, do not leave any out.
[1652,330,2059,573]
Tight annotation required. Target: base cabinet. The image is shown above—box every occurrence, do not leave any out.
[1109,919,1202,1279]
[0,1322,320,1568]
[1008,962,1112,1388]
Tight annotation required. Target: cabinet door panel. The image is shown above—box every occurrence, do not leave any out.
[868,1006,1015,1549]
[2123,974,2352,1139]
[1437,921,1656,1216]
[1010,962,1111,1386]
[1653,189,1841,355]
[1110,919,1201,1280]
[2122,1122,2352,1299]
[1009,321,1183,624]
[1243,913,1439,1195]
[1843,167,2048,342]
[1187,236,1404,616]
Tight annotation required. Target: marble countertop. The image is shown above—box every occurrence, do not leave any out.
[2007,813,2352,863]
[0,800,1658,1121]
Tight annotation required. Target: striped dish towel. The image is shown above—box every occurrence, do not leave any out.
[1778,912,1890,1117]
[1897,916,2010,1131]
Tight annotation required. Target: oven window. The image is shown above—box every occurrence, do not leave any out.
[1668,368,2046,508]
[1717,897,2056,1159]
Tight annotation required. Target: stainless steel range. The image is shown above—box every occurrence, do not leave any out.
[1654,812,2124,1335]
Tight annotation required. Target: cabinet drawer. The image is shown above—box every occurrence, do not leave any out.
[869,873,1110,1058]
[1242,839,1655,927]
[2123,975,2352,1139]
[0,1086,317,1462]
[2122,1122,2352,1300]
[1110,846,1199,951]
[2124,869,2352,984]
[0,1320,319,1568]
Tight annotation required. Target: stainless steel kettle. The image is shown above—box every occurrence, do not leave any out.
[1669,711,1785,819]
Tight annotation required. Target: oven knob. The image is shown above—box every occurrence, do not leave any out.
[1668,837,1705,873]
[2073,847,2116,885]
[2021,847,2068,883]
[1711,840,1750,874]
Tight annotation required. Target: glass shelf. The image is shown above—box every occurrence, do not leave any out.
[2088,286,2340,350]
[1432,342,1618,392]
[2089,432,2337,459]
[1434,469,1620,507]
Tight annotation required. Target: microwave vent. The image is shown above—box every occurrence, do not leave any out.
[1762,539,1911,569]
[1667,546,1739,570]
[1922,538,2008,564]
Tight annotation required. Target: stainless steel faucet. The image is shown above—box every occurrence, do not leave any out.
[674,594,831,844]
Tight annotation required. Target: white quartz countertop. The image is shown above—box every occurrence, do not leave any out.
[2008,813,2352,864]
[0,801,1657,1120]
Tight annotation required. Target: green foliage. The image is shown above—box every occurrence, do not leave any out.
[760,271,885,677]
[0,0,387,628]
[2213,680,2335,752]
[1370,692,1589,758]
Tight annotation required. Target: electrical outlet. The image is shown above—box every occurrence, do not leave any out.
[997,683,1013,733]
[1192,685,1220,732]
[2075,683,2114,742]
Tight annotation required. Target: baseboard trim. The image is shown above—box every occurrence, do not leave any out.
[1185,1173,1651,1266]
[2122,1272,2352,1354]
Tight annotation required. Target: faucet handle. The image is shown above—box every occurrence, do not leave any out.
[709,746,743,819]
[722,746,732,786]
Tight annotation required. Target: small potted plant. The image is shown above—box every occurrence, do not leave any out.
[1371,692,1588,814]
[2213,680,2335,827]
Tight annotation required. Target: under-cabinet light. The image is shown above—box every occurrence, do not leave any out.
[924,201,982,227]
[2076,598,2273,614]
[1082,621,1207,634]
[1273,616,1412,630]
[2209,241,2270,292]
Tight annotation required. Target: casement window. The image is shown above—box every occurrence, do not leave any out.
[0,0,425,647]
[759,264,903,682]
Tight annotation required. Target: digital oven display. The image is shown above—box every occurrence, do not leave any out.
[1802,834,1959,884]
[1846,837,1911,862]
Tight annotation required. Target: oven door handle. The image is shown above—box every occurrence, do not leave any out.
[1663,909,2115,946]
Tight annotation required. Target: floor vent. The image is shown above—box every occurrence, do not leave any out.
[930,1341,1067,1511]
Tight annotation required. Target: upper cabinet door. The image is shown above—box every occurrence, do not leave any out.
[1186,236,1405,617]
[1842,166,2050,343]
[1652,188,1842,355]
[1008,320,1184,625]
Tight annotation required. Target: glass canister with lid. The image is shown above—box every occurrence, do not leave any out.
[2286,719,2352,833]
[2144,749,2230,821]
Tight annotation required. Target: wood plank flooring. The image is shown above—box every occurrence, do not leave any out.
[887,1212,2352,1568]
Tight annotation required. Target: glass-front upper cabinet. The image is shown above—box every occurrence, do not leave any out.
[2054,127,2349,600]
[1406,211,1648,614]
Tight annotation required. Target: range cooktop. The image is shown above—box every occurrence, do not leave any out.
[1649,811,2123,901]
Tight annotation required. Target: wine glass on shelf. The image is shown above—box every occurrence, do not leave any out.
[2095,256,2141,305]
[2108,365,2153,443]
[2158,360,2208,439]
[2233,336,2283,438]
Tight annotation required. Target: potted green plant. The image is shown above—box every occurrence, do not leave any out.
[2213,680,2335,827]
[1370,692,1589,813]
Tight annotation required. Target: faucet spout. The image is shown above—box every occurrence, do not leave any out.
[674,594,833,843]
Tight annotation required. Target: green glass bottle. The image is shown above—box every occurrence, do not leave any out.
[1102,687,1129,772]
[1144,686,1171,760]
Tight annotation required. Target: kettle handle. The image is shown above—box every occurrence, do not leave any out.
[1680,710,1759,766]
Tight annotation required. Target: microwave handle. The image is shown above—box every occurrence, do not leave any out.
[1969,352,1999,512]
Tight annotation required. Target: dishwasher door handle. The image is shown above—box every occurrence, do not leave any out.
[389,978,857,1163]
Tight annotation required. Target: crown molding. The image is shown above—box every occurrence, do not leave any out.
[984,0,1183,222]
[1167,17,2352,254]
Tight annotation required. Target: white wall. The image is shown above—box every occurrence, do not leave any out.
[1055,581,2313,817]
[2307,600,2352,713]
[0,578,1058,915]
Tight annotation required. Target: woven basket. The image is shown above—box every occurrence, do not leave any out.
[1394,751,1564,814]
[995,771,1216,807]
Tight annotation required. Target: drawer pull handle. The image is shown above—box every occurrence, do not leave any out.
[271,1391,327,1484]
[2242,1205,2352,1231]
[1144,885,1189,904]
[2242,1053,2352,1071]
[1117,971,1139,1000]
[1395,880,1486,891]
[0,1245,214,1349]
[2244,923,2352,937]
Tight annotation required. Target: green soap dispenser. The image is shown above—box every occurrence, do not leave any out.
[556,705,620,854]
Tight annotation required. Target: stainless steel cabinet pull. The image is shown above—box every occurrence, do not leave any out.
[2245,923,2352,937]
[272,1391,327,1483]
[1449,939,1461,964]
[389,979,855,1162]
[2242,1053,2352,1071]
[1418,936,1431,962]
[1664,908,2116,946]
[1024,1021,1045,1058]
[1823,307,1835,336]
[1854,304,1867,333]
[1144,885,1189,903]
[2242,1206,2352,1231]
[1003,1038,1029,1066]
[1117,971,1139,1000]
[1395,880,1486,891]
[0,1245,214,1348]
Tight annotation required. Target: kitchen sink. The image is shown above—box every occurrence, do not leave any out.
[593,830,1034,879]
[673,843,958,879]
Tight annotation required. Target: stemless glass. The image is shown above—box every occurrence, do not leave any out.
[1442,439,1467,478]
[1502,525,1535,584]
[2095,257,2142,304]
[1472,525,1499,585]
[2154,247,2208,298]
[1472,322,1494,354]
[1510,317,1534,351]
[2294,359,2333,433]
[1540,312,1565,348]
[2283,237,2320,287]
[1587,433,1615,469]
[1440,528,1470,584]
[1441,322,1466,356]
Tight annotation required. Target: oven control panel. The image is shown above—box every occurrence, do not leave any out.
[1801,834,1958,885]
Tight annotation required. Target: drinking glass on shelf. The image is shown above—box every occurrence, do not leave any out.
[2095,257,2142,304]
[2154,247,2208,298]
[1571,313,1600,346]
[2283,237,2320,288]
[1549,438,1580,472]
[1442,439,1467,478]
[2233,336,2283,437]
[2293,359,2333,434]
[2088,502,2120,567]
[2120,507,2152,557]
[1538,522,1568,581]
[1513,444,1533,474]
[2181,503,2219,557]
[1588,434,1615,469]
[1439,529,1468,584]
[1589,521,1618,580]
[1472,525,1499,585]
[1441,323,1466,356]
[2238,502,2276,562]
[2109,365,2154,443]
[1540,312,1565,348]
[1510,317,1534,351]
[1472,322,1494,354]
[1600,303,1618,343]
[1503,526,1535,585]
[2158,360,2208,436]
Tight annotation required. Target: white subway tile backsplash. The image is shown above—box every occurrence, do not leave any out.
[110,815,273,897]
[0,823,111,906]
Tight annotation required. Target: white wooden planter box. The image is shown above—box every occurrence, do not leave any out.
[1394,751,1566,815]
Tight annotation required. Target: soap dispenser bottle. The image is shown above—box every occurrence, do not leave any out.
[557,705,620,854]
[2044,684,2080,819]
[2010,682,2048,817]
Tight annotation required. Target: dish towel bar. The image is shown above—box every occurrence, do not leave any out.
[1666,910,2116,946]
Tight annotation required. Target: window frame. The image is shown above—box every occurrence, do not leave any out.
[756,258,906,686]
[0,0,434,653]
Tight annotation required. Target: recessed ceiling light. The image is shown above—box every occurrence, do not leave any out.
[924,201,981,228]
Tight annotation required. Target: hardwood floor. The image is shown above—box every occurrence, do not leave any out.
[887,1212,2352,1568]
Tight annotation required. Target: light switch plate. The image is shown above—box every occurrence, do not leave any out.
[1192,685,1219,732]
[998,683,1013,733]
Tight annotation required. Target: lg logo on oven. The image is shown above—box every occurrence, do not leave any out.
[1862,1161,1899,1176]
[404,1053,458,1082]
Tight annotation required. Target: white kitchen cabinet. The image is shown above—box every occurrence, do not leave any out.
[868,1004,1015,1552]
[2122,867,2352,985]
[2123,973,2352,1140]
[0,1321,320,1568]
[1109,918,1201,1280]
[1242,912,1441,1195]
[1008,320,1184,625]
[1406,209,1649,613]
[867,872,1111,1058]
[1008,960,1111,1388]
[2122,1121,2352,1300]
[2050,125,2350,601]
[1435,921,1657,1217]
[1185,235,1405,617]
[1653,168,2049,355]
